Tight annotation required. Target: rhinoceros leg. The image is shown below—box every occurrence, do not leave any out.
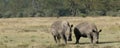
[75,35,81,44]
[62,34,67,44]
[74,28,81,44]
[88,35,93,44]
[90,36,93,43]
[53,36,57,43]
[57,35,61,43]
[68,33,72,41]
[74,31,81,44]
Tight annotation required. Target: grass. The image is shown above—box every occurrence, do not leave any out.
[0,16,120,48]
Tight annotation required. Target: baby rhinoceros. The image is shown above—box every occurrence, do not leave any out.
[51,20,73,44]
[74,22,102,44]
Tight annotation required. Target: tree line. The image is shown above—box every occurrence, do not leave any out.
[0,0,120,18]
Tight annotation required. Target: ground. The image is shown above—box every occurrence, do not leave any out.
[0,17,120,48]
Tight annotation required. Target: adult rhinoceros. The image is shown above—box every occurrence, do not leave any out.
[51,20,73,44]
[74,22,102,44]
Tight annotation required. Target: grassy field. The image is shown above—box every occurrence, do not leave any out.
[0,17,120,48]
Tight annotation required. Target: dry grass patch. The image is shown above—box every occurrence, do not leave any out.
[0,16,120,48]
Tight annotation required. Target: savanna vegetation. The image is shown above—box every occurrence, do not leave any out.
[0,0,120,18]
[0,17,120,48]
[0,0,120,48]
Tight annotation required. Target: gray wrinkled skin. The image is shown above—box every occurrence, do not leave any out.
[74,22,102,44]
[51,21,73,44]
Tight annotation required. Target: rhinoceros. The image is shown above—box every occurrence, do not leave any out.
[73,22,102,44]
[51,20,73,44]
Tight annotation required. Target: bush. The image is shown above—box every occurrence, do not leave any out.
[16,12,24,17]
[116,10,120,16]
[88,11,105,16]
[4,11,13,18]
[106,11,120,17]
[0,13,3,18]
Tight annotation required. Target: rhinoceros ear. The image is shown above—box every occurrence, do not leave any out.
[71,24,73,28]
[99,29,102,32]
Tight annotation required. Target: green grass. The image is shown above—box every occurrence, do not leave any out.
[0,17,120,48]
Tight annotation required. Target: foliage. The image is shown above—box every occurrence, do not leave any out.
[0,0,120,18]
